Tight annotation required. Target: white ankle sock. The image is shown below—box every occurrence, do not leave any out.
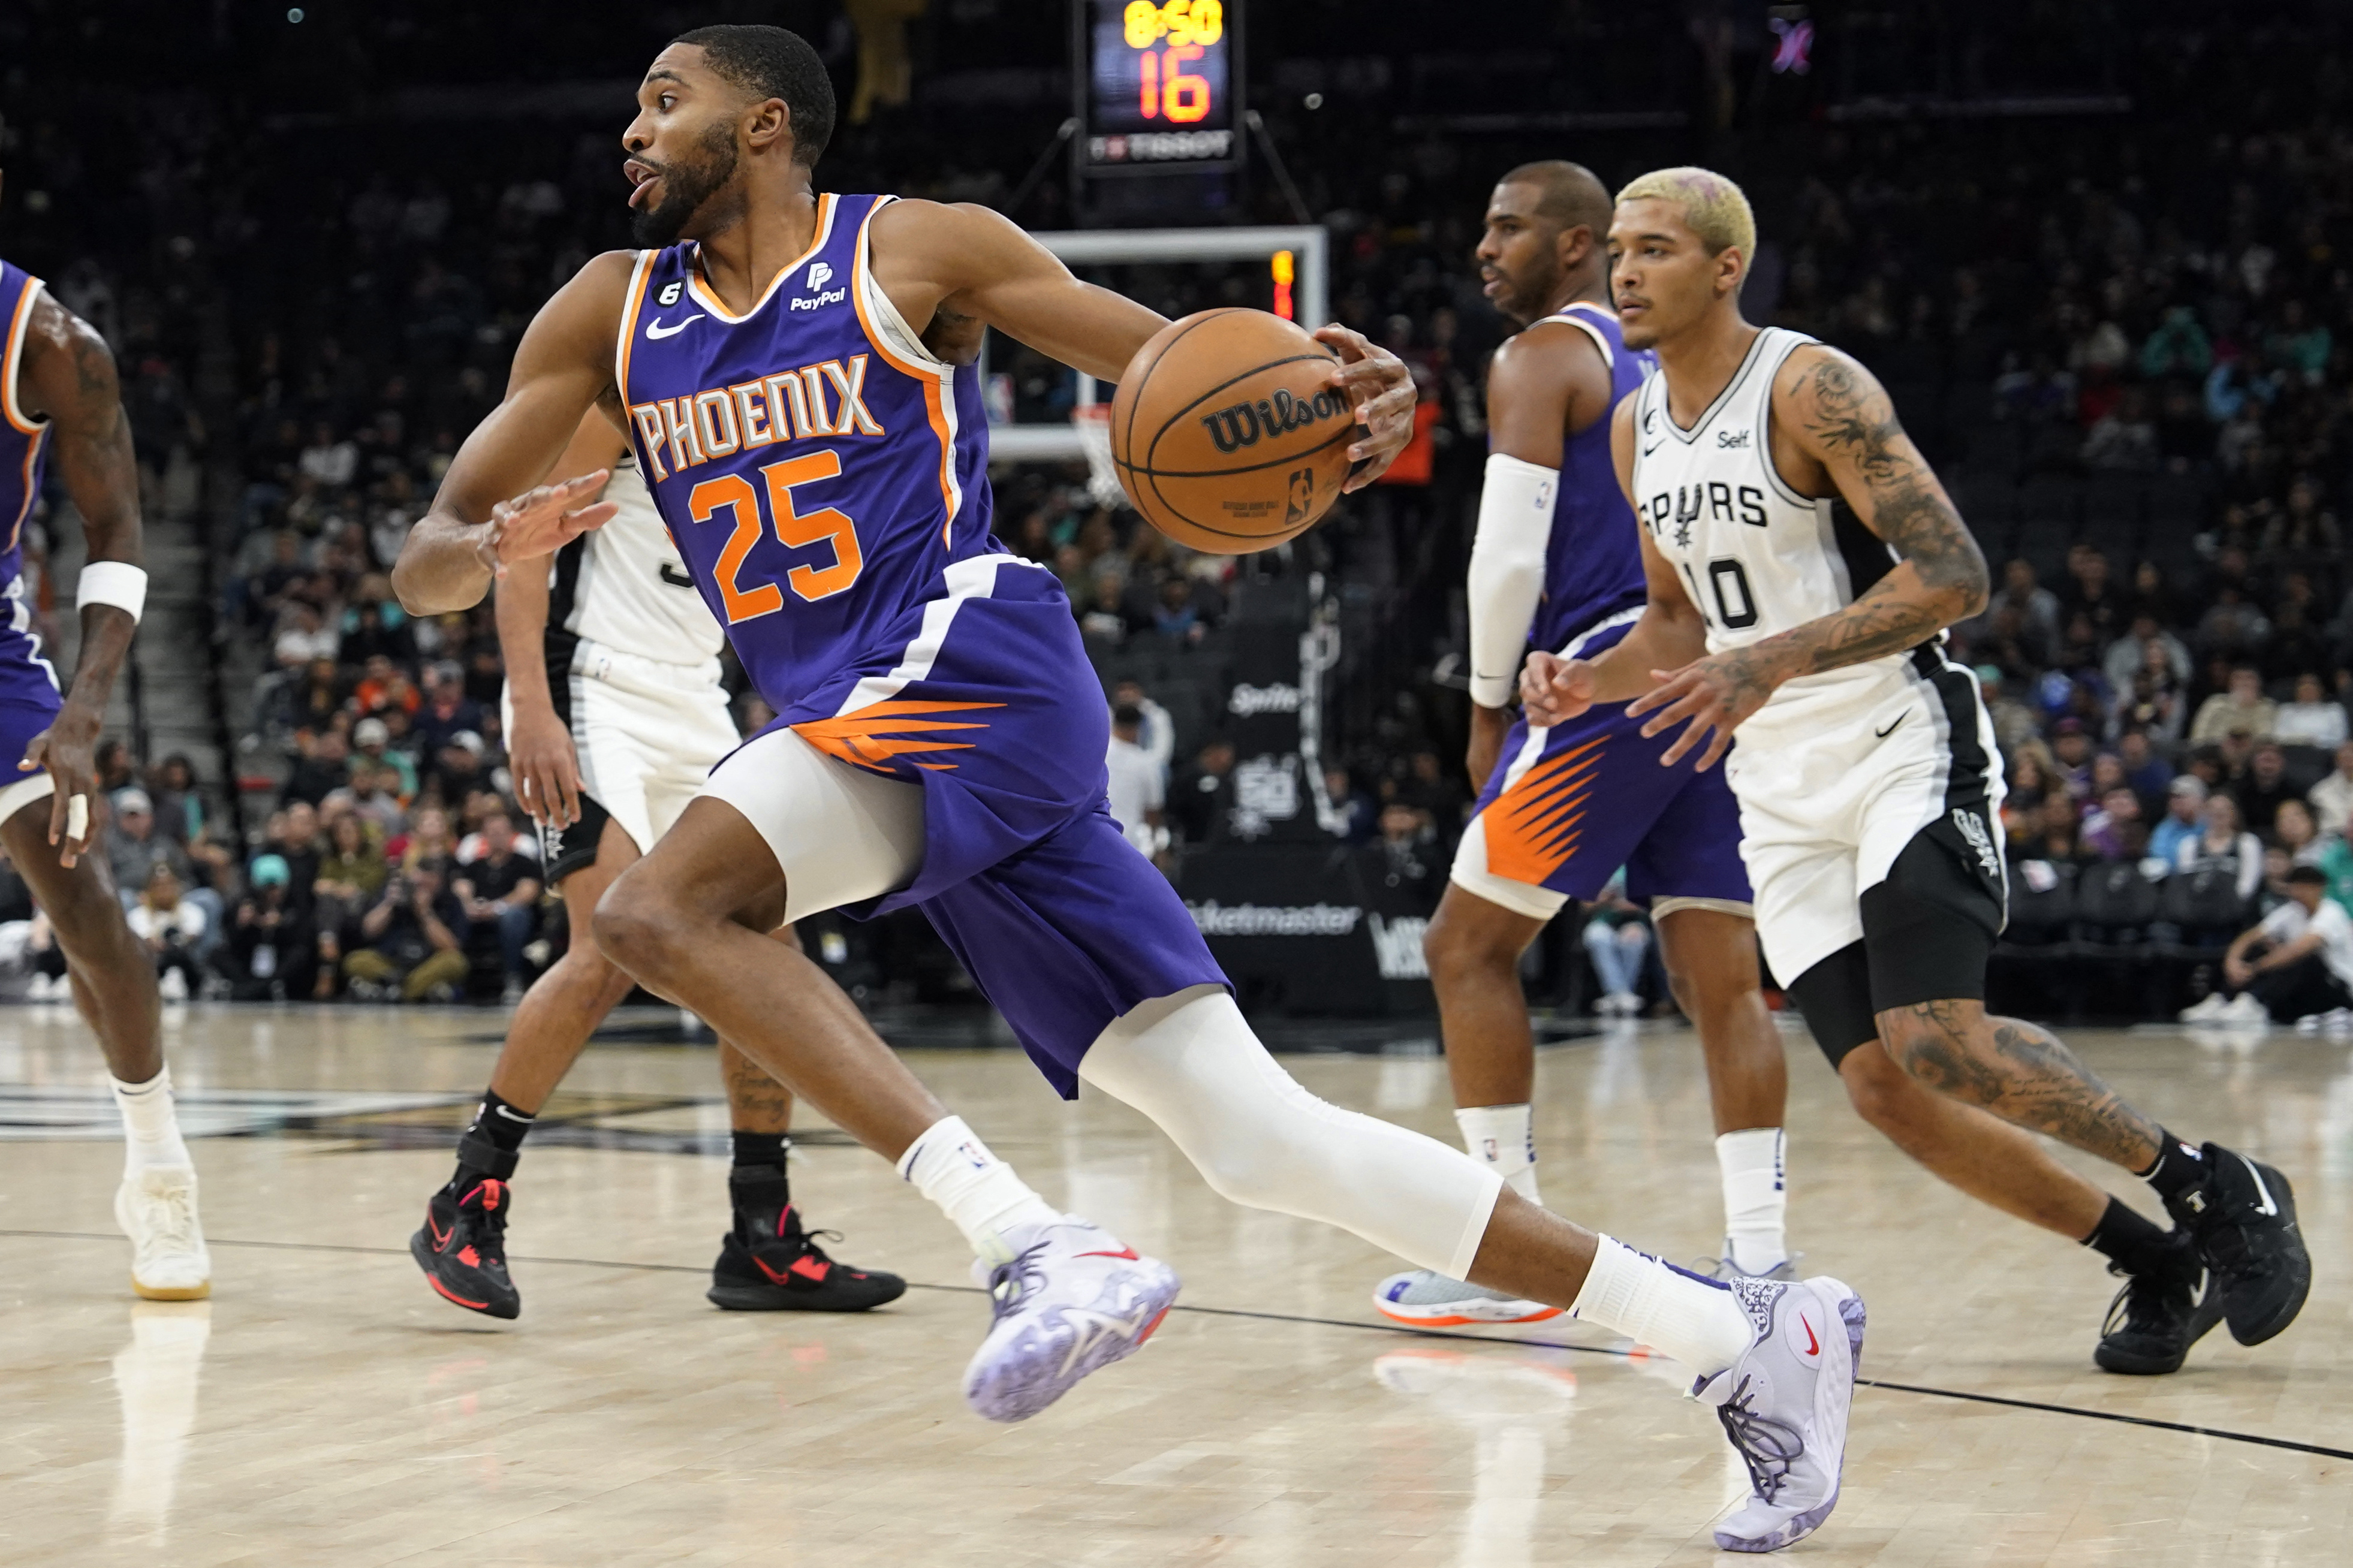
[1571,1235,1754,1377]
[111,1069,191,1173]
[896,1115,1061,1258]
[1716,1127,1788,1275]
[1456,1103,1540,1205]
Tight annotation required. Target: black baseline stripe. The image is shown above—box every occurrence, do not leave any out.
[6,1228,2346,1463]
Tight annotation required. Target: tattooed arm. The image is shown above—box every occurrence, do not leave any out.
[15,293,144,864]
[1625,346,1989,769]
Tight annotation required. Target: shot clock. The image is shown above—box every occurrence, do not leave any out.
[1076,0,1243,174]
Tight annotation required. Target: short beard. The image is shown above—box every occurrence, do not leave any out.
[1501,258,1564,328]
[630,121,741,248]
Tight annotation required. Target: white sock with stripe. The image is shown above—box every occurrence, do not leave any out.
[897,1115,1061,1259]
[1717,1127,1788,1275]
[1456,1103,1540,1205]
[1571,1235,1754,1377]
[111,1068,192,1174]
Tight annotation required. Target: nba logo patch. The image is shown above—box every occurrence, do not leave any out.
[657,281,683,307]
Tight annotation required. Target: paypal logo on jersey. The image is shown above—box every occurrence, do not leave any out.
[792,260,848,312]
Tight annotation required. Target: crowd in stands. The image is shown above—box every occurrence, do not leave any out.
[4,7,2349,1019]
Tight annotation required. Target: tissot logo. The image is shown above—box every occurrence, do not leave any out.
[1199,387,1342,454]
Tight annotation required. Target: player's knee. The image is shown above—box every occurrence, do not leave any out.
[1185,1132,1302,1214]
[1423,908,1511,994]
[590,877,685,984]
[1839,1045,1918,1132]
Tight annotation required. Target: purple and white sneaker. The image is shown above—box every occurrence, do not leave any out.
[962,1216,1180,1423]
[1696,1274,1866,1554]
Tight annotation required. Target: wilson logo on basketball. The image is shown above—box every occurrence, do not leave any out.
[1198,387,1343,454]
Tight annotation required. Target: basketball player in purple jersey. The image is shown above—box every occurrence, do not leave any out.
[397,30,1862,1548]
[1375,162,1794,1331]
[0,195,209,1299]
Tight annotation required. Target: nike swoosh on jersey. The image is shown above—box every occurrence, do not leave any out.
[1873,713,1908,738]
[659,563,696,589]
[646,313,706,340]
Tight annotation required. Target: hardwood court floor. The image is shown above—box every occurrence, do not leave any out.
[0,1003,2345,1567]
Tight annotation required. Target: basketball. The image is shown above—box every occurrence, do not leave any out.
[1109,309,1357,553]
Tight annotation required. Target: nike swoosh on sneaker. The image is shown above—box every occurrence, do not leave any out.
[2237,1154,2280,1217]
[1075,1246,1140,1261]
[646,313,705,340]
[428,1216,450,1248]
[1055,1303,1158,1376]
[1800,1314,1819,1356]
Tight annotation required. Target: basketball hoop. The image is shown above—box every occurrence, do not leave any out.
[1072,403,1131,511]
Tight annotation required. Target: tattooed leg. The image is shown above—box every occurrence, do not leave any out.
[1876,999,2163,1171]
[721,1037,796,1135]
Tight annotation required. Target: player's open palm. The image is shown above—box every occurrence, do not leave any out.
[1628,650,1775,771]
[478,470,617,575]
[507,704,585,830]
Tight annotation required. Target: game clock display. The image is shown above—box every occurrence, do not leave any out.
[1077,0,1241,174]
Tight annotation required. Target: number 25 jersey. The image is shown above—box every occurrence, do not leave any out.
[616,192,1001,716]
[1629,325,1922,739]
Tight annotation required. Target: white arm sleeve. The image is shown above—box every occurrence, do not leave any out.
[1466,453,1559,708]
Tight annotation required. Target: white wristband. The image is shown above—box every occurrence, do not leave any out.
[76,561,148,623]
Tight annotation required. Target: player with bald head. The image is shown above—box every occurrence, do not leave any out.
[1373,159,1795,1335]
[1520,165,2312,1388]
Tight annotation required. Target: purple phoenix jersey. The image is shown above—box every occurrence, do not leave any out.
[0,260,65,773]
[616,194,1223,1094]
[1461,302,1751,912]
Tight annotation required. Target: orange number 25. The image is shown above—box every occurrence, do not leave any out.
[685,453,863,623]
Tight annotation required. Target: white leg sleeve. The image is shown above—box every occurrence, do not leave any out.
[1078,985,1504,1279]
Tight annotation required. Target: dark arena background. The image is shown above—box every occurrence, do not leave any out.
[2,5,2349,1565]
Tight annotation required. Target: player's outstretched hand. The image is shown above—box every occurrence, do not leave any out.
[1626,650,1776,771]
[18,701,103,867]
[474,471,617,578]
[508,704,585,830]
[1520,652,1599,729]
[1313,324,1418,491]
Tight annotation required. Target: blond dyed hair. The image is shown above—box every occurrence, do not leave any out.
[1615,167,1756,260]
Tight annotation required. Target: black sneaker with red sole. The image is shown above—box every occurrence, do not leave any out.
[411,1133,521,1319]
[707,1165,905,1313]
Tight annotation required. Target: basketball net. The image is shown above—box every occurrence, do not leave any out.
[1072,404,1131,511]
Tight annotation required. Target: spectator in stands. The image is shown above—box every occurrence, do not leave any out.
[2081,786,2146,862]
[426,731,489,806]
[352,715,417,798]
[1324,768,1377,844]
[2276,800,2325,867]
[1977,667,2040,753]
[1151,574,1206,645]
[1989,559,2061,654]
[1110,678,1174,782]
[2311,740,2353,839]
[282,726,352,807]
[273,602,340,670]
[350,763,408,839]
[2150,777,2207,866]
[344,859,468,1003]
[412,662,482,754]
[2048,719,2095,798]
[1104,707,1165,862]
[2177,793,2265,903]
[215,854,316,1002]
[1581,870,1651,1018]
[394,805,457,873]
[2190,665,2277,744]
[2234,743,2297,834]
[104,788,193,904]
[1170,737,1236,846]
[2058,546,2125,647]
[453,813,541,1004]
[2183,866,2353,1027]
[2102,611,2191,695]
[126,864,207,1002]
[312,810,387,964]
[2115,730,2173,805]
[2274,672,2348,749]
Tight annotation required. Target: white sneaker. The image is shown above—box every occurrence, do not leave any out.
[2297,1006,2353,1038]
[114,1166,212,1301]
[1371,1267,1562,1326]
[962,1215,1179,1422]
[2179,993,2232,1023]
[2221,993,2271,1024]
[1698,1274,1865,1554]
[158,967,188,1002]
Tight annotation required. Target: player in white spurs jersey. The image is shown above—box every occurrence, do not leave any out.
[409,410,902,1322]
[1521,168,2312,1405]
